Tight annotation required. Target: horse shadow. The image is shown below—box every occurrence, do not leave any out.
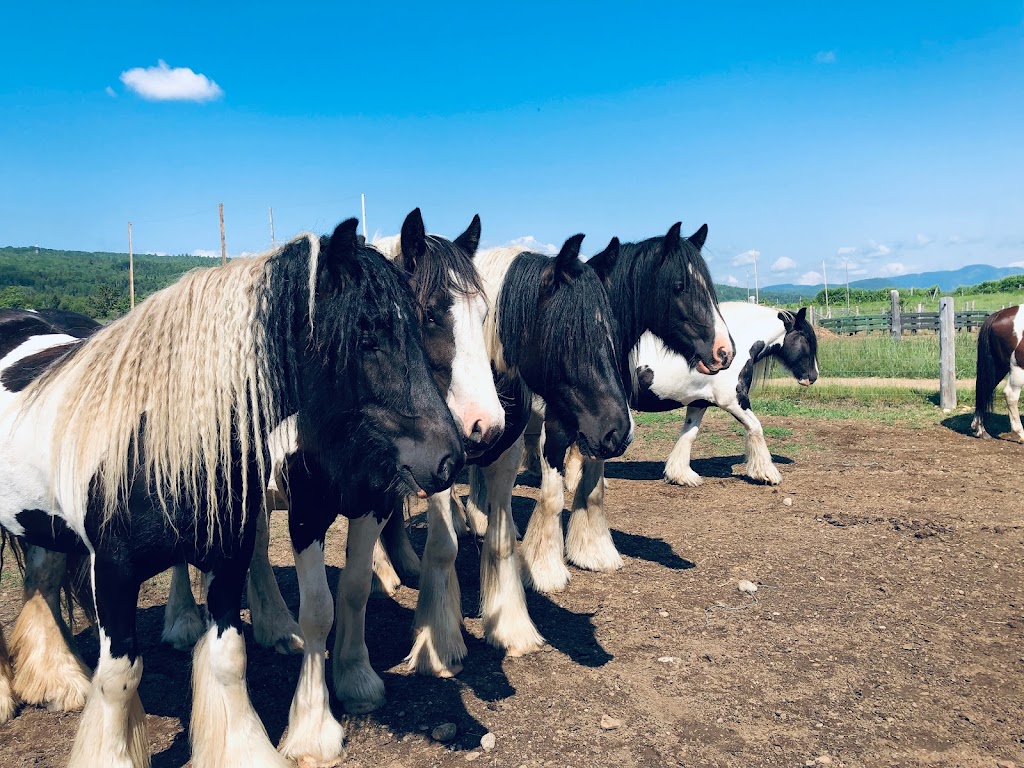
[603,455,793,483]
[941,411,1019,441]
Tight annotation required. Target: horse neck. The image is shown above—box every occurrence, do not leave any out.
[726,303,787,361]
[474,246,528,375]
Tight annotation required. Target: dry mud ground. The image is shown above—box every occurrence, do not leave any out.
[1,410,1022,768]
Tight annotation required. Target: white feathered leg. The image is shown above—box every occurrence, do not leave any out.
[247,510,303,654]
[11,546,90,711]
[68,636,148,768]
[565,456,623,573]
[162,564,206,652]
[521,425,571,593]
[724,402,782,484]
[191,624,288,768]
[406,488,467,677]
[480,438,544,656]
[330,515,388,715]
[664,405,707,486]
[462,466,490,537]
[1005,366,1024,442]
[279,542,347,764]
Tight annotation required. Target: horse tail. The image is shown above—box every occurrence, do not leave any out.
[63,553,96,629]
[0,530,26,585]
[974,315,1007,423]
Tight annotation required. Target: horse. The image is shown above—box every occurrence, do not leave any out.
[0,219,463,767]
[515,223,736,595]
[367,233,633,680]
[152,210,504,763]
[972,304,1024,441]
[631,302,818,486]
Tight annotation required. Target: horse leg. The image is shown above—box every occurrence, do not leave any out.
[279,541,346,764]
[68,557,148,768]
[371,506,420,597]
[406,487,467,677]
[480,438,544,656]
[331,513,388,714]
[521,409,544,477]
[565,455,622,573]
[247,509,303,655]
[190,559,288,768]
[521,425,571,593]
[724,401,782,484]
[462,465,491,537]
[10,545,91,711]
[664,405,707,486]
[0,621,15,724]
[162,564,206,651]
[1004,364,1024,442]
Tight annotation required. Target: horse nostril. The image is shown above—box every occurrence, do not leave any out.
[603,429,619,449]
[470,419,484,438]
[437,454,456,484]
[717,347,730,365]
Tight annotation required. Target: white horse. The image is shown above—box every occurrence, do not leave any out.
[631,302,819,485]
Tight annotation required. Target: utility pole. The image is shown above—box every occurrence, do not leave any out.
[269,206,276,247]
[845,261,851,315]
[745,271,750,301]
[128,222,135,310]
[753,251,759,304]
[219,203,226,266]
[361,193,367,241]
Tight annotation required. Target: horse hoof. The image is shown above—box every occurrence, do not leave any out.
[273,634,304,655]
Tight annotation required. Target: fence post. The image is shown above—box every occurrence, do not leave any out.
[939,297,956,411]
[889,290,901,338]
[808,305,816,326]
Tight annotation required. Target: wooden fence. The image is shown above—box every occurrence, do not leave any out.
[816,308,989,335]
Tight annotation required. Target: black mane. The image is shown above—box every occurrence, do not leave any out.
[410,234,484,309]
[497,250,616,388]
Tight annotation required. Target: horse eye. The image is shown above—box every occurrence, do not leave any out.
[673,281,684,295]
[425,309,438,325]
[359,335,379,352]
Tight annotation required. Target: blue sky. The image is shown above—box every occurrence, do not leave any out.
[2,2,1022,287]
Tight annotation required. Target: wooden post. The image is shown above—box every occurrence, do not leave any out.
[219,202,226,266]
[939,297,956,411]
[808,305,816,326]
[889,290,901,338]
[128,222,135,310]
[269,206,276,247]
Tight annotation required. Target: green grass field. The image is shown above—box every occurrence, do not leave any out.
[804,332,980,378]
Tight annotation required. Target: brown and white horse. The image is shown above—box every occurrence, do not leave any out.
[972,304,1024,442]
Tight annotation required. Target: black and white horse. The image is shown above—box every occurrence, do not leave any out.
[632,302,818,485]
[973,304,1024,441]
[518,223,736,594]
[0,220,463,767]
[390,234,635,677]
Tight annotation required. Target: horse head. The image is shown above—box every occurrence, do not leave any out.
[590,222,735,377]
[395,209,504,458]
[778,307,819,386]
[501,234,632,470]
[299,218,464,498]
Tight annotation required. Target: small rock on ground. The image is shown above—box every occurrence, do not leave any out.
[600,714,622,730]
[737,580,758,594]
[480,732,497,752]
[432,723,458,742]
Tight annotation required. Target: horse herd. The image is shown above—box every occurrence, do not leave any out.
[0,209,829,767]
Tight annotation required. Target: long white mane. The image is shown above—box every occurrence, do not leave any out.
[23,233,320,539]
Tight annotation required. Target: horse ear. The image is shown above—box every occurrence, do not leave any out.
[454,214,482,256]
[662,222,682,261]
[796,306,807,324]
[554,234,586,284]
[324,218,361,280]
[778,310,795,332]
[398,208,427,275]
[688,223,708,250]
[587,236,620,283]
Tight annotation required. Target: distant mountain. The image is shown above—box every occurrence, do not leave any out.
[762,264,1024,297]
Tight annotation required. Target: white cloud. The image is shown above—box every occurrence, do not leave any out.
[816,50,836,64]
[798,271,823,285]
[507,235,558,255]
[1008,261,1024,269]
[732,249,760,267]
[836,246,857,256]
[105,86,117,98]
[914,233,932,247]
[120,60,223,102]
[726,275,740,286]
[879,262,908,277]
[771,256,796,272]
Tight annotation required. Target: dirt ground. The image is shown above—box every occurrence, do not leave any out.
[1,408,1022,768]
